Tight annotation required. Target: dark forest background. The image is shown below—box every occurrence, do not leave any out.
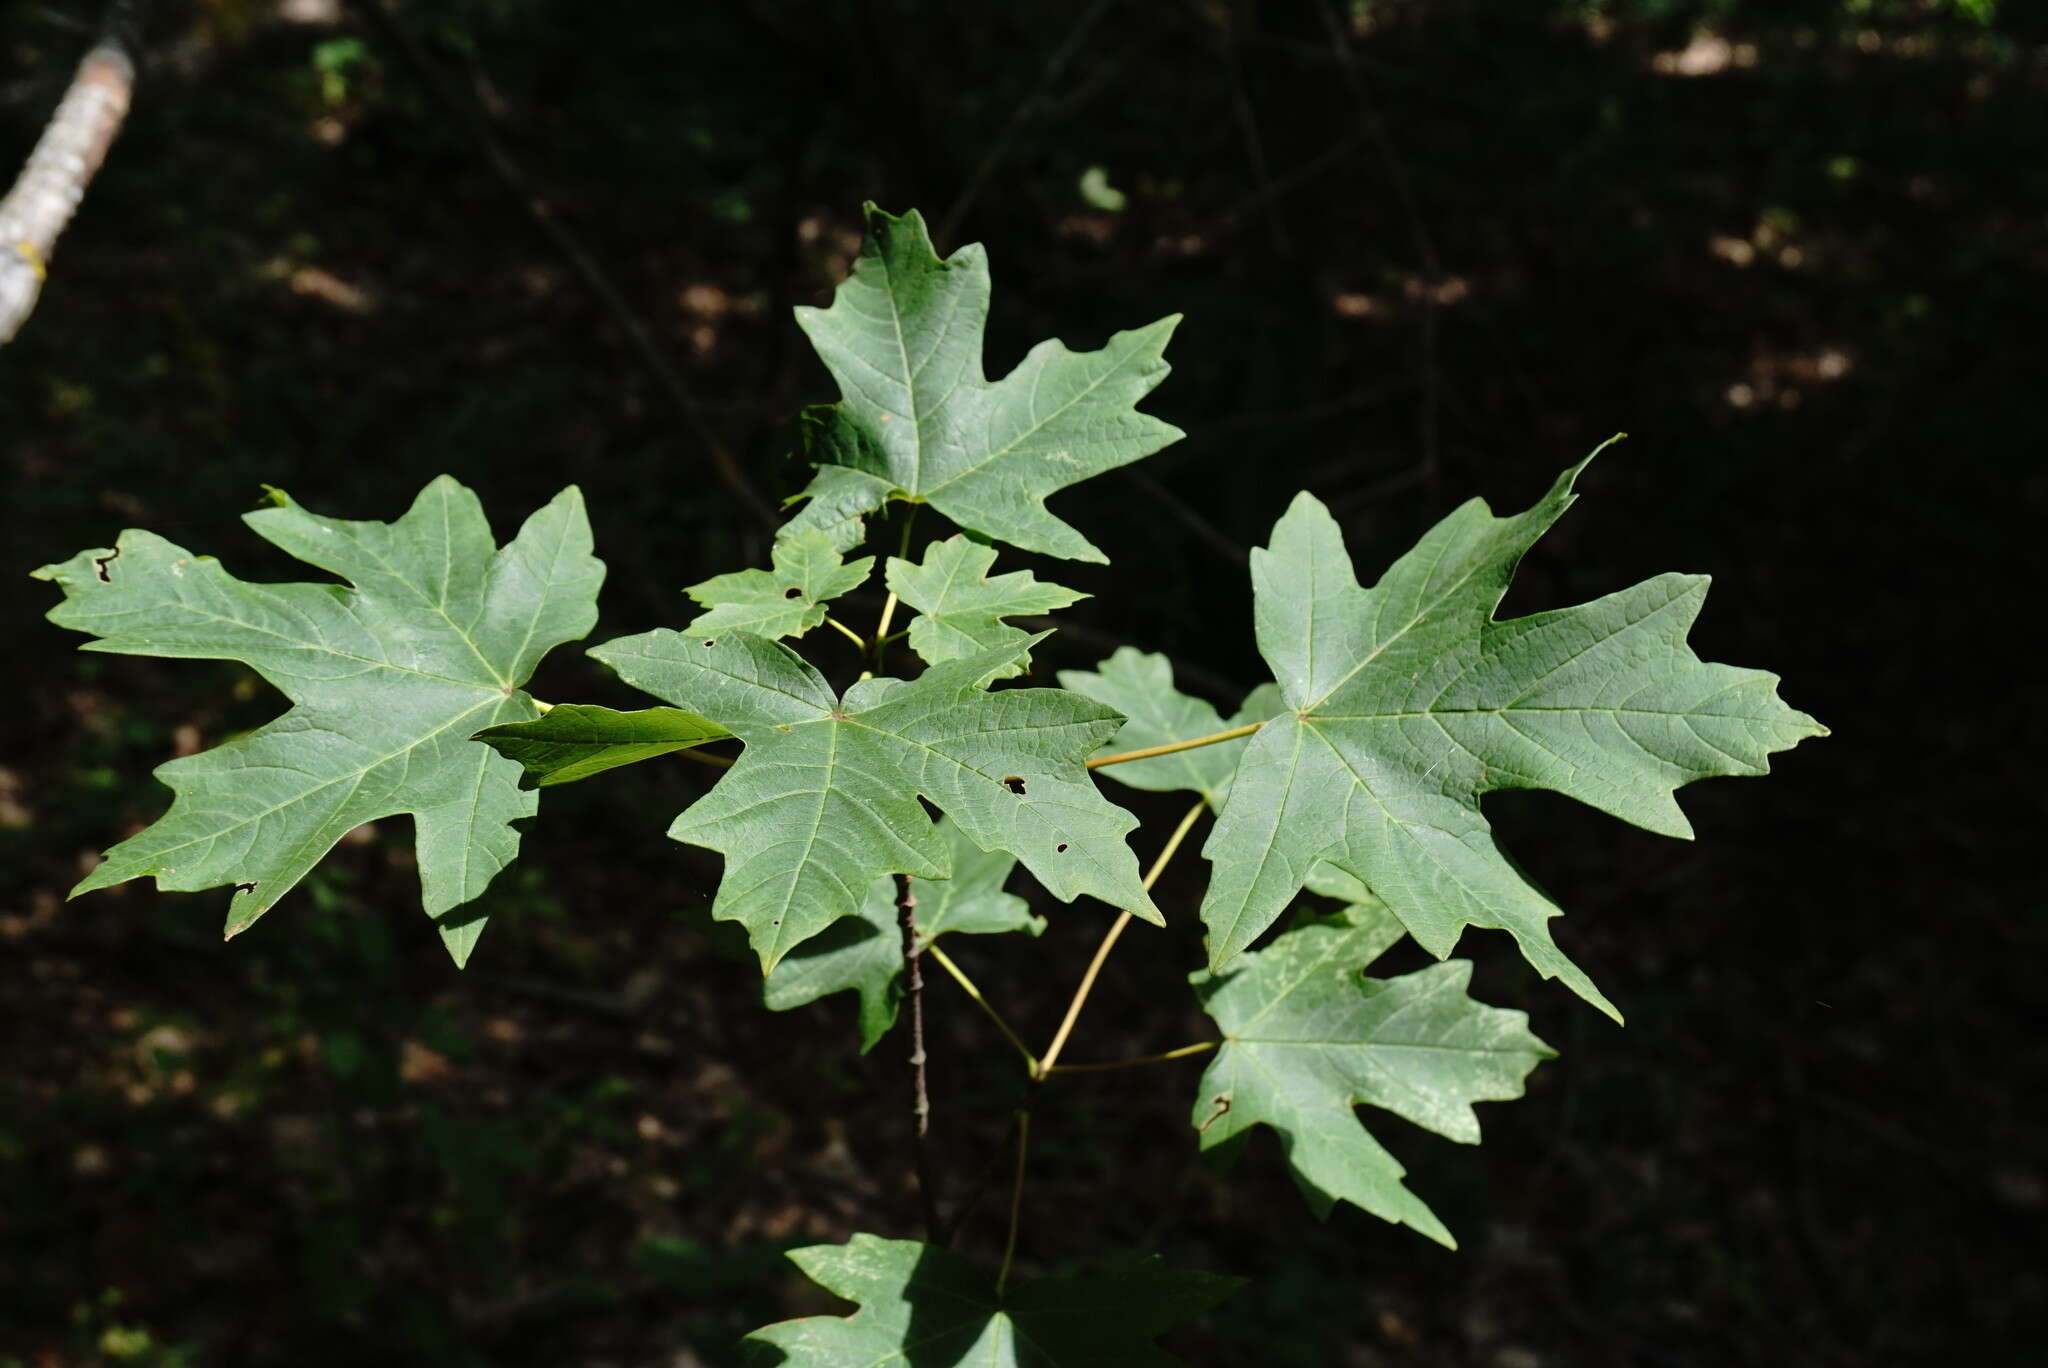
[2,1,2040,1364]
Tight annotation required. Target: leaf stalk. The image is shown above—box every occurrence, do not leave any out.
[1085,722,1264,771]
[1047,1041,1219,1074]
[1035,798,1208,1079]
[925,943,1038,1073]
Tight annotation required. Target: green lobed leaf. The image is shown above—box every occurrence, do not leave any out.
[591,630,1158,969]
[33,477,604,964]
[474,704,730,787]
[743,1234,1239,1367]
[762,819,1042,1052]
[781,204,1183,561]
[1059,647,1282,808]
[684,530,872,641]
[1190,901,1554,1247]
[1202,452,1827,1017]
[888,534,1086,678]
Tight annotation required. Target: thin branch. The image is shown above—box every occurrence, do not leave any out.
[1213,128,1370,236]
[896,873,945,1244]
[1036,798,1207,1078]
[1048,1040,1218,1074]
[925,943,1038,1073]
[0,0,141,345]
[1118,468,1248,568]
[1086,722,1264,771]
[1209,0,1289,254]
[823,615,867,649]
[936,0,1116,244]
[1316,0,1444,502]
[996,1110,1031,1293]
[344,0,776,530]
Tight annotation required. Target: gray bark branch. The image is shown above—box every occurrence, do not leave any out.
[0,6,139,345]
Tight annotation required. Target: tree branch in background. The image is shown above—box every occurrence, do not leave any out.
[0,2,141,345]
[345,0,779,532]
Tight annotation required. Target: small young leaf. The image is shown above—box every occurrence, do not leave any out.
[591,630,1158,968]
[34,477,603,963]
[763,819,1042,1051]
[1190,902,1554,1247]
[1203,453,1827,1016]
[474,704,730,787]
[684,530,871,640]
[743,1234,1239,1367]
[888,534,1086,677]
[1059,647,1281,808]
[781,204,1182,561]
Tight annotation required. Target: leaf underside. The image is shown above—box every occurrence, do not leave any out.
[1190,900,1554,1246]
[1202,455,1827,1017]
[591,630,1158,969]
[781,204,1183,562]
[34,477,604,963]
[763,819,1042,1052]
[743,1234,1240,1367]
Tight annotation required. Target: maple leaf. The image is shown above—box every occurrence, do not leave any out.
[683,530,871,640]
[888,534,1086,678]
[1190,900,1554,1247]
[1059,647,1281,808]
[590,630,1158,968]
[1202,454,1827,1017]
[780,204,1182,561]
[743,1235,1239,1367]
[763,819,1042,1051]
[474,704,730,788]
[34,477,603,964]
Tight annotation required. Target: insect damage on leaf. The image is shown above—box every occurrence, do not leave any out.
[781,204,1183,561]
[34,476,603,965]
[684,529,872,640]
[1201,446,1827,1018]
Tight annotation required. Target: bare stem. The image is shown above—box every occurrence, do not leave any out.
[824,615,867,649]
[896,873,944,1243]
[1035,799,1208,1079]
[1085,722,1264,771]
[995,1110,1031,1294]
[925,943,1038,1073]
[1048,1041,1219,1074]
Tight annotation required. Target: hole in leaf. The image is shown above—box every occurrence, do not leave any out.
[91,549,119,582]
[916,796,943,822]
[783,587,803,599]
[1055,843,1068,853]
[1002,776,1027,795]
[702,640,716,648]
[232,881,258,896]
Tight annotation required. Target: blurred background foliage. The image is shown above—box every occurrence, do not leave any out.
[1,0,2040,1363]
